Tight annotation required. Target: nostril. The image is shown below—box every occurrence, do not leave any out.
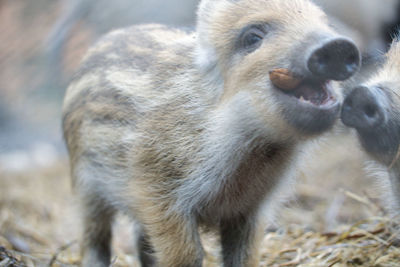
[364,104,377,118]
[346,54,357,66]
[318,52,330,66]
[345,98,353,108]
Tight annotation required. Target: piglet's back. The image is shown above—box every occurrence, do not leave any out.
[62,24,198,176]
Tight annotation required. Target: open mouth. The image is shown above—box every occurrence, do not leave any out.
[269,68,341,134]
[282,80,336,107]
[269,68,337,108]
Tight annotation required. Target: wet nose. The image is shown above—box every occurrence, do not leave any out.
[308,38,360,81]
[341,86,384,129]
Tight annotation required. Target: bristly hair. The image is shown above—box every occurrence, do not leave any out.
[392,28,400,43]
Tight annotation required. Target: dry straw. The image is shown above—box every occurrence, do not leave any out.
[1,160,399,266]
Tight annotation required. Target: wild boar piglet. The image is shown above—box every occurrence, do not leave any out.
[63,0,360,266]
[342,39,400,215]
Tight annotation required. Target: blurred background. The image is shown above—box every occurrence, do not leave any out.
[1,0,400,265]
[0,0,399,169]
[0,0,200,170]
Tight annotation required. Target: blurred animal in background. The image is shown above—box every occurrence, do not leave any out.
[341,39,400,216]
[62,0,360,266]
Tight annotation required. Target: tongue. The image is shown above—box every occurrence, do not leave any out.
[294,84,328,105]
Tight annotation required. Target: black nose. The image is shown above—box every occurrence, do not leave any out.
[308,38,360,81]
[341,86,384,129]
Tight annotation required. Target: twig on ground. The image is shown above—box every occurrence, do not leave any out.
[48,240,77,267]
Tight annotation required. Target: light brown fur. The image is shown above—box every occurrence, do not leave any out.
[63,0,356,266]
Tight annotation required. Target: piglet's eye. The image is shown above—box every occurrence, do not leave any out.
[243,32,263,48]
[239,25,267,53]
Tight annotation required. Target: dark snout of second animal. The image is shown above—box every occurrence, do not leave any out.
[341,86,386,130]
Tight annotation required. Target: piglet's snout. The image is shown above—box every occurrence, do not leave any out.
[307,38,360,81]
[341,86,385,129]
